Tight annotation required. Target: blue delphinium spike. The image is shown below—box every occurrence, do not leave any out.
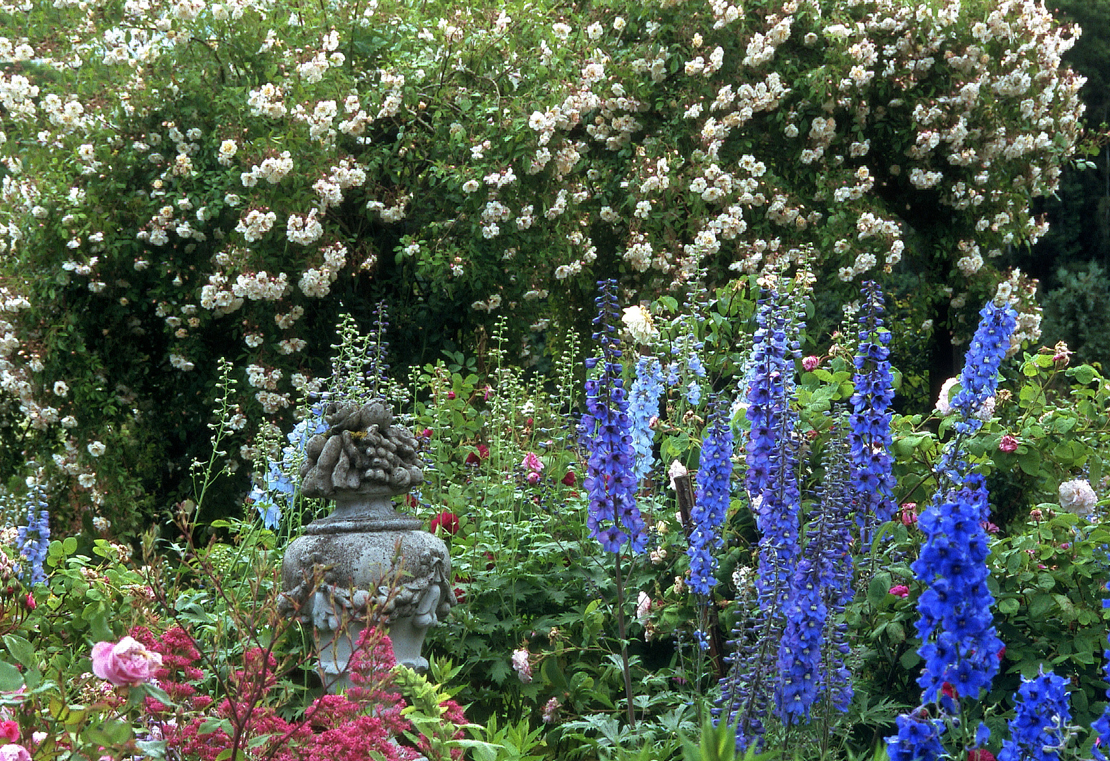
[628,357,664,484]
[814,424,856,713]
[889,297,1017,760]
[850,281,896,548]
[688,396,734,598]
[746,291,802,598]
[16,483,51,586]
[776,422,857,722]
[999,668,1073,761]
[581,280,647,554]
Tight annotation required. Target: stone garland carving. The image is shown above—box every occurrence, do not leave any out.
[279,546,454,629]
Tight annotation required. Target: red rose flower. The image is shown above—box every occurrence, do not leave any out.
[562,471,576,486]
[430,511,460,536]
[968,750,997,761]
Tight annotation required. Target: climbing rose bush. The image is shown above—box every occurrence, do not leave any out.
[0,0,1088,528]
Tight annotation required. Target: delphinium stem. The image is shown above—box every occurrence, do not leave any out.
[614,551,637,729]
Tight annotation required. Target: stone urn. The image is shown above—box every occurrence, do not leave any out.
[279,399,455,692]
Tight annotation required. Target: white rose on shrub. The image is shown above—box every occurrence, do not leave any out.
[1058,478,1097,516]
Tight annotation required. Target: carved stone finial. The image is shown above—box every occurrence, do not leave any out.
[298,399,423,498]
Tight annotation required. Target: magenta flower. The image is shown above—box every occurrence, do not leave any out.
[521,452,544,472]
[889,585,910,598]
[999,435,1018,453]
[91,636,162,686]
[802,355,821,372]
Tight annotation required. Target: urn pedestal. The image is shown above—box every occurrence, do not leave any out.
[280,491,455,692]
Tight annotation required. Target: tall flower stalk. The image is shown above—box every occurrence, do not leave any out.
[628,357,664,485]
[16,481,50,586]
[580,279,646,727]
[688,396,734,649]
[850,281,896,550]
[889,297,1017,759]
[719,290,802,752]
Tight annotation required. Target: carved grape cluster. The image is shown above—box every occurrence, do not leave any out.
[299,400,423,497]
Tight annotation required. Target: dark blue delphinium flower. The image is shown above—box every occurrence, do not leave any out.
[813,426,856,713]
[745,292,802,597]
[887,710,947,761]
[16,483,50,586]
[850,281,896,547]
[581,280,647,554]
[999,668,1073,761]
[776,424,857,722]
[913,474,1003,704]
[688,396,734,598]
[720,290,802,753]
[628,357,664,484]
[889,297,1016,760]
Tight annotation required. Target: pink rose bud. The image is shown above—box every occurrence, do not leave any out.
[527,471,540,485]
[24,593,34,610]
[422,428,433,438]
[802,355,820,372]
[91,636,162,687]
[1030,509,1043,521]
[900,503,918,526]
[446,391,456,400]
[999,435,1018,453]
[889,584,910,598]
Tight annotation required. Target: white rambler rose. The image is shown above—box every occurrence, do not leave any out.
[621,305,657,345]
[935,377,958,416]
[1059,479,1097,516]
[87,441,106,457]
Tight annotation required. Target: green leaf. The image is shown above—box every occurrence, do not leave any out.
[1070,365,1096,385]
[0,662,24,691]
[867,573,893,607]
[62,536,78,555]
[3,634,36,669]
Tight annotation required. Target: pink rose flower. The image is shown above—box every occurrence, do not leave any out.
[91,636,162,686]
[0,721,18,743]
[999,435,1018,453]
[0,746,31,761]
[511,648,532,684]
[889,584,910,598]
[526,472,540,485]
[521,452,544,473]
[900,503,918,527]
[802,355,820,372]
